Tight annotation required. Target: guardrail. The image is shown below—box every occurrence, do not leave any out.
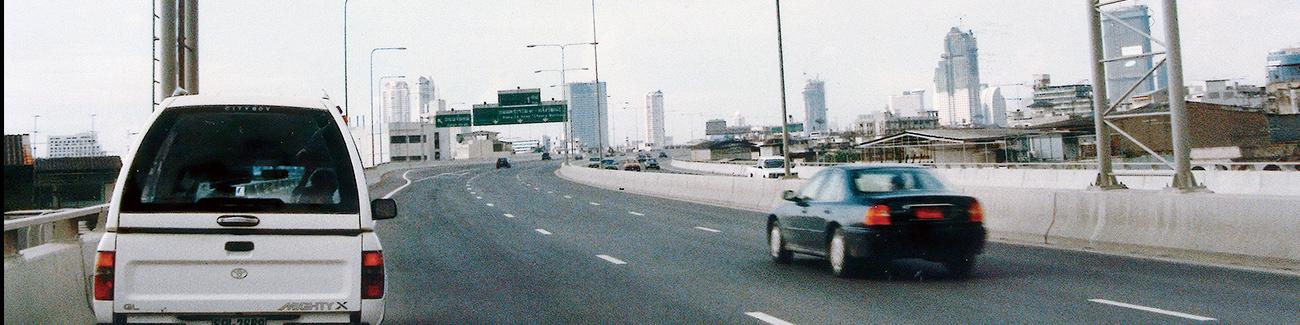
[681,159,1300,172]
[4,204,107,257]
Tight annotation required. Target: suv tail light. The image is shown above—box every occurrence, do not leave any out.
[968,200,984,223]
[93,251,115,300]
[361,251,384,299]
[865,204,892,226]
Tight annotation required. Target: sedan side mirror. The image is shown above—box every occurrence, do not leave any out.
[372,198,398,220]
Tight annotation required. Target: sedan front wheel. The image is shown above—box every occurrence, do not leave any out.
[768,223,793,264]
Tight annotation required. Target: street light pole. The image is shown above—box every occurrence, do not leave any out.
[527,42,595,163]
[342,0,351,117]
[590,0,604,161]
[774,0,794,179]
[369,47,406,166]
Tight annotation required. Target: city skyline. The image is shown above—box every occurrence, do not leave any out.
[5,1,1298,154]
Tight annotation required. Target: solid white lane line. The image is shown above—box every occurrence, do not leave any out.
[486,203,495,207]
[379,170,416,197]
[744,312,794,325]
[589,202,601,206]
[628,211,646,216]
[1088,299,1216,321]
[596,255,627,265]
[470,192,477,195]
[694,226,721,233]
[548,191,555,194]
[503,213,515,218]
[563,195,572,199]
[535,229,552,235]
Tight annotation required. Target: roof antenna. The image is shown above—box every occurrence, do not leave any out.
[321,89,332,100]
[170,87,190,97]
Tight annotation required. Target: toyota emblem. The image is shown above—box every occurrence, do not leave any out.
[231,268,248,279]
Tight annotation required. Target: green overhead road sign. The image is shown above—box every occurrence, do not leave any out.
[498,88,542,106]
[434,112,472,128]
[473,101,567,126]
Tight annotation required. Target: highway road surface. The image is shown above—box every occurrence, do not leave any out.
[369,160,1298,324]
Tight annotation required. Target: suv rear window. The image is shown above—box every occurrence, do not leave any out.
[761,159,784,168]
[852,168,946,193]
[121,106,359,213]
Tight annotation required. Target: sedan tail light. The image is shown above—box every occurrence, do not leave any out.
[361,251,385,299]
[865,204,892,226]
[93,251,115,300]
[968,200,984,223]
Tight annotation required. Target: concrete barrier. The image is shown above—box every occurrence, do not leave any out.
[667,160,1300,196]
[559,165,1300,271]
[4,242,96,324]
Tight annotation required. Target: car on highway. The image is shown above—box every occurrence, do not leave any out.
[587,157,602,168]
[94,96,396,325]
[601,159,619,170]
[622,159,643,171]
[748,155,797,178]
[497,157,512,169]
[767,165,985,278]
[658,152,669,158]
[541,152,552,160]
[644,159,661,170]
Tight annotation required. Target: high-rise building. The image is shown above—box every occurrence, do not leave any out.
[934,27,984,127]
[417,76,436,116]
[567,81,608,152]
[802,79,828,132]
[47,132,105,158]
[645,90,666,149]
[888,90,927,118]
[1266,48,1300,114]
[980,86,1008,127]
[382,80,411,123]
[1102,5,1167,103]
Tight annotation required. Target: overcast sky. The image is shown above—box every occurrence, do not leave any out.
[5,0,1298,155]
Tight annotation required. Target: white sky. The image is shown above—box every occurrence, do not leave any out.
[5,0,1298,155]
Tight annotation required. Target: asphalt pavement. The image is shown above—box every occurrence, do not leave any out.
[370,160,1299,324]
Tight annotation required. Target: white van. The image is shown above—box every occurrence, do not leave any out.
[747,156,797,178]
[93,96,396,324]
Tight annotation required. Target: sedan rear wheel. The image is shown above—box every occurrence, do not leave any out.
[828,229,861,278]
[769,223,793,264]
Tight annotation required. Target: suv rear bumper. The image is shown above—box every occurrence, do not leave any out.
[839,224,986,261]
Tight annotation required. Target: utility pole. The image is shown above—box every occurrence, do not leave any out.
[1086,0,1124,189]
[775,0,794,179]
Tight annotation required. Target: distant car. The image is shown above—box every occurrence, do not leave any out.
[496,157,511,169]
[574,154,584,160]
[541,152,552,160]
[587,157,602,168]
[658,152,669,158]
[94,96,393,324]
[767,165,986,278]
[621,159,643,171]
[601,159,619,170]
[644,159,661,170]
[747,156,797,178]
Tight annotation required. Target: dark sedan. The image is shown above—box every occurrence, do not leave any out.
[767,165,986,278]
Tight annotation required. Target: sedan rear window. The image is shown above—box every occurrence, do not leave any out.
[121,106,359,213]
[761,159,784,168]
[852,168,946,193]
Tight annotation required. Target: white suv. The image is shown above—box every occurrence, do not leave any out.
[747,156,797,178]
[93,96,395,324]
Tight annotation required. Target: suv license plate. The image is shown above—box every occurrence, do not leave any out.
[211,317,267,325]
